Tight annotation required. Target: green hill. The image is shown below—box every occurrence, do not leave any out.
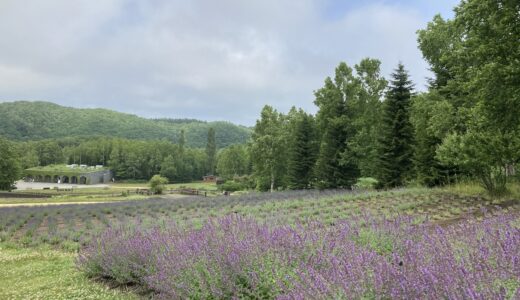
[0,101,251,148]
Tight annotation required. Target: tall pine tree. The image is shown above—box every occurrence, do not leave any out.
[286,109,317,189]
[378,63,414,188]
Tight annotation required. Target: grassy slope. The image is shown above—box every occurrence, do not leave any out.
[0,245,138,300]
[0,101,251,148]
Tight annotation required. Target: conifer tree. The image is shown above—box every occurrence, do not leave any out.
[313,63,359,189]
[378,63,414,188]
[286,110,317,189]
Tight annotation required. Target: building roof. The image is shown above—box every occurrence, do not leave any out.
[25,164,108,176]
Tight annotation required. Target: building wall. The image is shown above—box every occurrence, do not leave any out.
[85,170,113,184]
[25,169,113,185]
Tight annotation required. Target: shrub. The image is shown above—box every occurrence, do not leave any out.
[218,180,247,192]
[149,175,168,194]
[353,177,378,190]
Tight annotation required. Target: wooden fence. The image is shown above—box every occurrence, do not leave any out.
[0,192,52,198]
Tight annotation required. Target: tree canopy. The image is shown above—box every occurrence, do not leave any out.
[0,101,251,148]
[0,137,21,191]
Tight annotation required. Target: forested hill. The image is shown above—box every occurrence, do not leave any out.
[0,101,251,148]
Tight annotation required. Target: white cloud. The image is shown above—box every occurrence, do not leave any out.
[0,0,455,125]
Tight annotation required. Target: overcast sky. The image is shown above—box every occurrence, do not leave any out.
[0,0,459,125]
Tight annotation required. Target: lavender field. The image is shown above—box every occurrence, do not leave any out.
[2,188,519,299]
[1,188,518,249]
[78,210,519,299]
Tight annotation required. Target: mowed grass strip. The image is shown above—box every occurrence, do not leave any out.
[0,245,138,300]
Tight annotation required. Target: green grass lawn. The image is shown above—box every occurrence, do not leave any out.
[0,244,138,300]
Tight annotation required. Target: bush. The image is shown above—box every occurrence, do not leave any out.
[217,180,246,192]
[353,177,378,190]
[233,175,256,189]
[149,175,168,194]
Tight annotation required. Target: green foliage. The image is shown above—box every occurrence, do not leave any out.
[9,136,208,182]
[437,128,520,197]
[313,63,359,189]
[248,59,387,190]
[159,155,178,182]
[378,64,415,188]
[411,92,458,186]
[250,106,287,192]
[0,137,21,191]
[149,175,169,194]
[353,177,378,190]
[217,180,247,192]
[286,108,318,189]
[419,0,520,195]
[216,144,250,180]
[346,58,387,178]
[205,127,217,175]
[0,101,251,148]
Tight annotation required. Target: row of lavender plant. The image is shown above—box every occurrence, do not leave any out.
[77,211,520,299]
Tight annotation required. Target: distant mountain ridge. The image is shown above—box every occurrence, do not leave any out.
[0,101,251,148]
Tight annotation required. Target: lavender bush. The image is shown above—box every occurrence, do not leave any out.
[77,211,520,299]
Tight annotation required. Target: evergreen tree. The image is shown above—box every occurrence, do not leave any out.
[0,137,21,191]
[286,110,317,189]
[205,128,217,175]
[378,63,415,188]
[313,63,359,189]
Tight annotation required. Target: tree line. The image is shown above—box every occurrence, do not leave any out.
[250,0,519,195]
[0,129,252,189]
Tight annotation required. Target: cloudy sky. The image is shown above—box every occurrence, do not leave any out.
[0,0,458,125]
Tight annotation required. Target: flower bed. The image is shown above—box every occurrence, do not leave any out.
[77,212,520,299]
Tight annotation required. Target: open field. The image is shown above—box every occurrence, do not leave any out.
[1,181,218,205]
[1,187,519,299]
